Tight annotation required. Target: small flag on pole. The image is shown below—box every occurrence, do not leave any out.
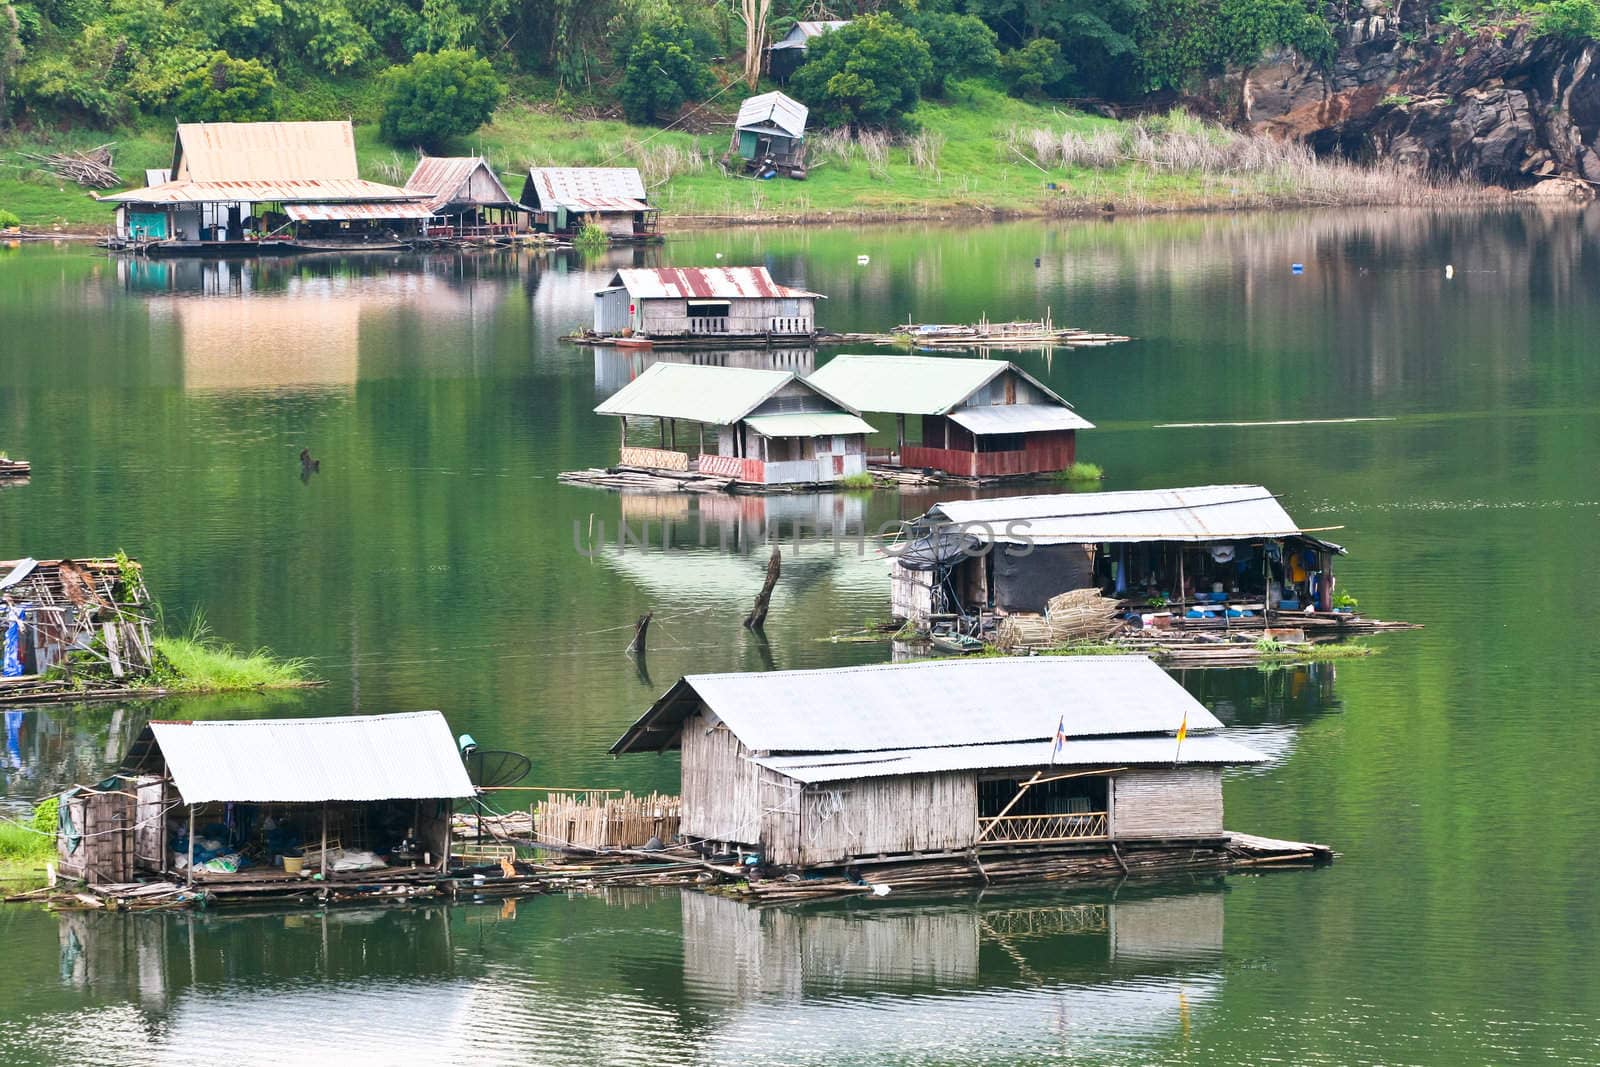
[1051,715,1067,764]
[1173,710,1188,766]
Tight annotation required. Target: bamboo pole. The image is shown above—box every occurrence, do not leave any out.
[185,806,195,888]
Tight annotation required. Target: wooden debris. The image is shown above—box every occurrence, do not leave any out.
[533,791,682,852]
[19,146,120,189]
[558,466,735,494]
[0,458,29,479]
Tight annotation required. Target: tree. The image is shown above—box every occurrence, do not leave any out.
[999,37,1064,97]
[174,51,278,122]
[904,12,999,96]
[0,5,21,126]
[738,0,770,89]
[617,13,712,124]
[789,13,933,131]
[379,49,504,151]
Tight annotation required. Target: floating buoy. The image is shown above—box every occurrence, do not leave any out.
[1291,263,1305,274]
[1445,264,1454,279]
[857,254,870,265]
[714,252,723,259]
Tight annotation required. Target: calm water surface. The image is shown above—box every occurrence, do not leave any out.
[1,208,1598,1064]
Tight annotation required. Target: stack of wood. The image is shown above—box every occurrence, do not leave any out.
[533,791,681,851]
[994,589,1122,650]
[20,145,120,189]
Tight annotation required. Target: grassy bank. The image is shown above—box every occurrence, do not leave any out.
[0,801,57,888]
[0,83,1493,231]
[151,632,315,693]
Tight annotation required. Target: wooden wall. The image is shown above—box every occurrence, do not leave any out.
[681,711,763,846]
[1111,767,1224,840]
[890,560,936,623]
[763,772,977,866]
[638,296,814,337]
[57,790,134,885]
[134,776,165,873]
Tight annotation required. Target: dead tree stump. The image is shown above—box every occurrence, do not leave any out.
[744,547,781,630]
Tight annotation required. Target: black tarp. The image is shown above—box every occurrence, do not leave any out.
[992,544,1096,614]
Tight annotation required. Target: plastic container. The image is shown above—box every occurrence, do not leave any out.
[282,856,304,874]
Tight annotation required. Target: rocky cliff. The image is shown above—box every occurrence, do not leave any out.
[1207,2,1600,189]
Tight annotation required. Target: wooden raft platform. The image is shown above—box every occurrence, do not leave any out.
[0,458,29,479]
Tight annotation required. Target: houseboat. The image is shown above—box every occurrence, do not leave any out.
[519,167,658,239]
[589,267,822,345]
[405,156,522,239]
[806,353,1093,480]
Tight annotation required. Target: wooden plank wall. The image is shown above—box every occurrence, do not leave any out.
[766,772,977,867]
[133,776,165,872]
[890,561,936,623]
[1111,767,1224,840]
[681,712,762,846]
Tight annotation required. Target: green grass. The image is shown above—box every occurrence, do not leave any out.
[838,471,877,491]
[1053,461,1105,484]
[152,632,315,692]
[0,801,57,886]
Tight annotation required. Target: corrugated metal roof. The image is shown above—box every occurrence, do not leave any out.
[769,19,849,47]
[405,156,517,213]
[607,267,822,301]
[283,201,436,221]
[807,354,1070,416]
[595,362,797,424]
[736,92,809,138]
[611,656,1222,755]
[755,734,1266,783]
[144,168,171,186]
[101,179,420,204]
[175,121,360,181]
[522,168,648,212]
[140,711,476,804]
[947,403,1095,434]
[925,485,1312,546]
[742,411,876,437]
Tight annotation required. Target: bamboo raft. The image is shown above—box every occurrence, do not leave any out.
[0,458,29,479]
[823,311,1131,350]
[558,466,736,494]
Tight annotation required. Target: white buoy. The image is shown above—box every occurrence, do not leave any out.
[871,883,891,896]
[714,252,723,259]
[1445,264,1454,279]
[857,254,870,265]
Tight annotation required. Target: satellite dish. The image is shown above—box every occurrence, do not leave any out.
[463,748,531,790]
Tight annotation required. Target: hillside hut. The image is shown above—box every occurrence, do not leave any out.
[610,657,1266,871]
[890,485,1348,626]
[593,267,821,343]
[593,362,873,486]
[806,354,1093,478]
[101,121,431,252]
[405,156,521,238]
[733,92,809,177]
[765,20,849,80]
[519,167,657,239]
[58,711,474,892]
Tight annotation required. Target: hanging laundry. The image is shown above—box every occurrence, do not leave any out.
[3,602,27,677]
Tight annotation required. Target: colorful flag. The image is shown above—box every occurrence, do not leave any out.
[1173,710,1188,765]
[1051,715,1067,764]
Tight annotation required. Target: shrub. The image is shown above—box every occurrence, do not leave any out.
[1000,37,1065,97]
[0,207,19,229]
[905,12,999,96]
[618,12,712,124]
[379,48,504,151]
[174,51,278,121]
[789,13,933,131]
[30,796,57,835]
[1054,461,1104,483]
[1532,0,1600,39]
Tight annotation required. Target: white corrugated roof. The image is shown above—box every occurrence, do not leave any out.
[606,267,821,301]
[283,201,435,221]
[144,711,475,804]
[743,411,875,437]
[736,92,809,138]
[612,656,1222,755]
[807,354,1070,416]
[926,485,1305,545]
[947,403,1094,434]
[174,121,360,181]
[756,734,1266,783]
[523,168,648,211]
[595,362,796,424]
[770,19,849,47]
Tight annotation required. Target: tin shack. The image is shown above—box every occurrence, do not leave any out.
[806,354,1093,479]
[890,485,1348,627]
[732,92,809,177]
[57,711,475,899]
[405,156,521,238]
[765,20,848,80]
[593,361,873,487]
[592,267,822,343]
[519,167,658,239]
[610,657,1269,873]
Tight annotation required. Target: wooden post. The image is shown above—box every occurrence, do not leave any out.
[896,414,906,460]
[1178,549,1186,607]
[439,801,450,873]
[698,424,705,456]
[670,419,677,449]
[185,805,195,888]
[744,546,781,630]
[619,417,627,450]
[320,803,329,879]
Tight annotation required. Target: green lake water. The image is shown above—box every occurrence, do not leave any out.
[1,208,1597,1064]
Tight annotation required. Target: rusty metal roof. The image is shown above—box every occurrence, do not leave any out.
[405,156,517,213]
[612,656,1226,756]
[283,201,436,222]
[736,92,808,138]
[521,168,649,212]
[132,711,476,804]
[101,179,421,204]
[607,267,822,301]
[174,121,360,181]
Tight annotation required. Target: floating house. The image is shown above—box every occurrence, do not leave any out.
[765,20,849,80]
[101,121,432,253]
[58,711,474,894]
[610,657,1268,871]
[890,485,1347,626]
[1,557,152,693]
[732,92,809,177]
[405,156,521,238]
[519,167,658,239]
[806,354,1093,479]
[593,361,873,486]
[592,267,822,343]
